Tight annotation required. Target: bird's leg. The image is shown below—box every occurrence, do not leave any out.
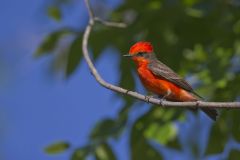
[159,90,171,104]
[144,93,158,103]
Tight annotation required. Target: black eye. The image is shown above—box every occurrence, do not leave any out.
[137,52,145,56]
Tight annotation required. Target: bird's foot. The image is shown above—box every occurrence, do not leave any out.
[158,90,171,106]
[144,95,156,103]
[159,97,166,106]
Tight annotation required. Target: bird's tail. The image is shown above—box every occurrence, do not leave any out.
[189,92,218,121]
[201,108,218,121]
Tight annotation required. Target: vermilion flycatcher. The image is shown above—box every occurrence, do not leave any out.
[124,41,217,120]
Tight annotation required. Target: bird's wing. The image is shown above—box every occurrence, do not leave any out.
[148,60,194,93]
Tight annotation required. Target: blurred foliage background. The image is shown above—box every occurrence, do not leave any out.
[38,0,240,159]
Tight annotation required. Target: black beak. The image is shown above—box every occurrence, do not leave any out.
[123,54,132,57]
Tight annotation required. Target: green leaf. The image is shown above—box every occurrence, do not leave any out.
[89,28,109,60]
[234,40,240,55]
[185,8,204,18]
[130,108,180,160]
[228,149,240,160]
[131,122,163,160]
[48,6,62,21]
[65,35,83,78]
[215,79,227,89]
[205,111,231,155]
[145,122,177,145]
[90,119,121,140]
[71,147,91,160]
[230,111,240,141]
[35,29,70,57]
[44,141,70,155]
[182,0,199,6]
[147,1,162,10]
[119,58,135,90]
[131,108,182,150]
[233,20,240,34]
[95,143,116,160]
[117,101,132,125]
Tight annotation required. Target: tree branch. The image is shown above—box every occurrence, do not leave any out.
[82,0,240,109]
[94,17,127,28]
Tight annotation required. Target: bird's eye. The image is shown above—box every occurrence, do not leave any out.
[137,52,145,56]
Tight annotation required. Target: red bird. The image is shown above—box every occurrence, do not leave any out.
[124,41,217,120]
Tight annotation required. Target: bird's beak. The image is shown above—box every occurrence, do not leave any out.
[123,54,132,57]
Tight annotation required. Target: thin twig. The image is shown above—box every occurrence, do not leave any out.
[82,0,240,109]
[94,17,127,28]
[84,0,94,19]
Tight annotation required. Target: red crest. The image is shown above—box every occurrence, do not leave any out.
[129,41,153,54]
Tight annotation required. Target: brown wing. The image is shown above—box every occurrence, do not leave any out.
[148,60,217,120]
[148,60,201,98]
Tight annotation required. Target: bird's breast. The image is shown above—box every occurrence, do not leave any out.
[137,65,196,101]
[137,65,169,94]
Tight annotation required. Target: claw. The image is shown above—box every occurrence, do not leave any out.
[144,94,158,103]
[159,90,171,105]
[144,95,150,103]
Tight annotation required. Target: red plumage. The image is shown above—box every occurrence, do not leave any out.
[125,41,218,120]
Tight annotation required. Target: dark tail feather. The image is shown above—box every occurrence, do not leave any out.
[201,108,218,121]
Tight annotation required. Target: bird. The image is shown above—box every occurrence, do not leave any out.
[123,41,218,121]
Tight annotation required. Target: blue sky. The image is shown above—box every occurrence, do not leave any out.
[0,0,125,159]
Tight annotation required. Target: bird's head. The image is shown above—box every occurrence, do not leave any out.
[123,41,155,65]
